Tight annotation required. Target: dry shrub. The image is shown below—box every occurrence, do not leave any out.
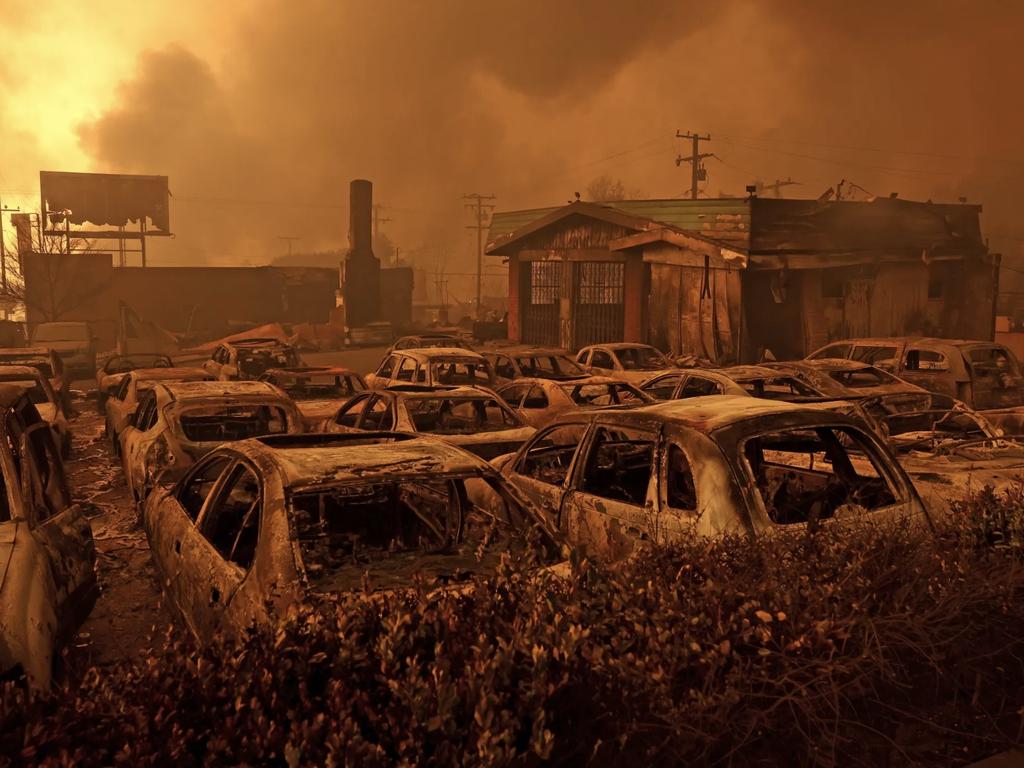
[2,498,1024,767]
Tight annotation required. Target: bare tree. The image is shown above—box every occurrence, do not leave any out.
[0,226,108,323]
[585,175,645,202]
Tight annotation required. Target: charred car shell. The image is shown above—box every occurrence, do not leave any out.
[141,432,561,642]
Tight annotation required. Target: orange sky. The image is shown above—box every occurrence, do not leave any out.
[0,1,1021,299]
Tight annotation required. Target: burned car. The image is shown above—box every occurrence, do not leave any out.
[0,385,97,687]
[496,396,927,560]
[203,338,303,381]
[807,336,1024,409]
[768,359,927,399]
[483,346,588,383]
[141,432,560,641]
[641,365,829,402]
[104,366,214,453]
[366,347,495,389]
[575,342,680,384]
[95,352,173,411]
[497,376,653,428]
[322,385,535,459]
[119,380,303,507]
[385,333,473,354]
[259,366,367,429]
[0,347,67,408]
[0,365,72,457]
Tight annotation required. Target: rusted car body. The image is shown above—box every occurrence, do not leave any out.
[0,385,97,687]
[0,347,67,408]
[203,338,303,381]
[0,365,72,457]
[497,376,653,428]
[141,433,560,641]
[104,367,213,453]
[321,385,535,459]
[119,380,303,507]
[366,347,495,389]
[259,366,367,429]
[385,333,473,355]
[496,396,927,560]
[483,347,588,383]
[575,343,680,384]
[768,359,928,399]
[95,353,173,411]
[807,337,1024,410]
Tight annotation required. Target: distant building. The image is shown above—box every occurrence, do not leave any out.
[485,197,997,362]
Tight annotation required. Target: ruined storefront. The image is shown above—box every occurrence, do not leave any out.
[486,197,997,363]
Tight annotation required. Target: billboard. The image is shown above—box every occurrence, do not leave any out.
[39,171,170,232]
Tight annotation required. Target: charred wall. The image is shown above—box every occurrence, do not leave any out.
[23,252,337,350]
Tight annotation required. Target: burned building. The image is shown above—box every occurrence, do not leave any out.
[486,196,997,362]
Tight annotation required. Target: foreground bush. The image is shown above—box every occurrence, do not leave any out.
[3,498,1024,766]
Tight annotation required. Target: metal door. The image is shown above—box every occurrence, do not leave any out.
[521,261,561,346]
[571,262,624,348]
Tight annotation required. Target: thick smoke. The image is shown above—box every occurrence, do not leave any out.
[78,1,1024,296]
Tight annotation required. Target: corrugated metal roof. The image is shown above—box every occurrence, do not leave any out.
[487,198,751,249]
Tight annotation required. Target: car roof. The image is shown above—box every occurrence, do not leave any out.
[158,380,283,401]
[795,359,881,373]
[0,346,52,357]
[712,365,798,382]
[487,346,571,356]
[0,365,43,378]
[582,342,661,351]
[380,385,496,400]
[556,394,852,433]
[225,338,291,349]
[396,347,486,361]
[501,375,632,388]
[230,433,494,489]
[262,366,361,377]
[130,366,210,382]
[825,337,997,349]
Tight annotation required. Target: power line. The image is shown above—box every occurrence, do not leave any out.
[675,131,714,200]
[463,193,496,319]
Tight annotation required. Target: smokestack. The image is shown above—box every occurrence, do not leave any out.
[342,178,381,328]
[349,178,373,256]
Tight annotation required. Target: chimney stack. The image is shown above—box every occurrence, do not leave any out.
[342,179,381,328]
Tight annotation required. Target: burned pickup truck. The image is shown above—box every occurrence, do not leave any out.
[142,433,561,641]
[494,395,927,560]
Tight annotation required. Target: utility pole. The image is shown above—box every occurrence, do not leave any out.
[464,193,496,319]
[0,193,20,293]
[276,236,301,258]
[675,131,714,200]
[758,177,800,198]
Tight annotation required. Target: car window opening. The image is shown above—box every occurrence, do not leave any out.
[290,478,535,592]
[743,427,897,526]
[581,427,655,506]
[408,397,519,434]
[178,404,290,442]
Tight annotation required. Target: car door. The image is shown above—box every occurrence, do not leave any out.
[367,354,398,388]
[504,422,588,529]
[560,423,659,560]
[105,375,135,439]
[178,461,261,640]
[16,414,96,634]
[677,374,725,398]
[146,454,234,613]
[121,392,161,500]
[900,346,957,398]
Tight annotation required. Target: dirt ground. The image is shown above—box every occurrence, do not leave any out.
[62,345,390,672]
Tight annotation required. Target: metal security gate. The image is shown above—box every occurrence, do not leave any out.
[521,261,561,346]
[572,262,624,348]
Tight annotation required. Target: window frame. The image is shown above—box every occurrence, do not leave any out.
[196,460,263,571]
[514,422,588,488]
